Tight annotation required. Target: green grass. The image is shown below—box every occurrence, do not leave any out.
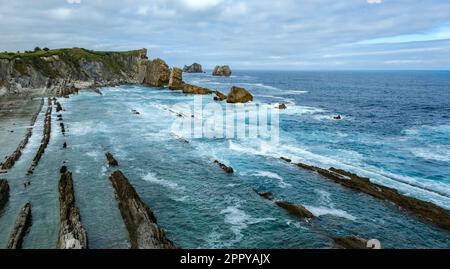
[0,48,143,77]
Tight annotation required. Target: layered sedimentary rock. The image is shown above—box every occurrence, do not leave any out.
[212,65,232,76]
[333,236,371,249]
[105,152,118,167]
[294,162,450,231]
[226,86,253,103]
[182,84,212,95]
[109,170,177,249]
[0,48,148,96]
[213,160,234,174]
[6,203,32,249]
[58,167,88,249]
[168,67,184,90]
[0,179,9,211]
[183,63,203,73]
[275,201,315,219]
[143,58,170,87]
[27,104,52,175]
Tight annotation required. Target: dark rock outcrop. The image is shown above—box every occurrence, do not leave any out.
[226,86,253,103]
[143,58,170,87]
[105,152,119,167]
[275,103,287,109]
[253,189,274,201]
[280,157,292,163]
[0,179,10,211]
[182,84,212,95]
[214,91,227,101]
[183,63,203,73]
[58,168,88,249]
[56,102,63,112]
[212,65,232,76]
[333,236,372,249]
[295,162,450,231]
[109,170,177,249]
[168,67,184,90]
[275,201,315,220]
[6,203,32,249]
[214,160,234,174]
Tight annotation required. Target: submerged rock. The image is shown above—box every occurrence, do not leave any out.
[143,58,170,87]
[226,86,253,103]
[0,179,10,211]
[58,168,88,249]
[56,102,63,112]
[109,170,178,249]
[182,84,212,95]
[183,63,203,73]
[6,202,32,249]
[212,65,232,76]
[214,91,227,101]
[253,189,274,201]
[333,236,373,249]
[280,157,292,163]
[334,115,342,120]
[275,103,287,109]
[105,152,119,167]
[275,201,315,219]
[168,67,184,90]
[214,160,234,174]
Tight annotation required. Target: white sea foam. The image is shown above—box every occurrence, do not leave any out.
[411,146,450,162]
[143,172,183,190]
[241,170,292,188]
[306,206,357,221]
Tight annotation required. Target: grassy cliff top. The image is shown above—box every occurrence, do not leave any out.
[0,48,145,61]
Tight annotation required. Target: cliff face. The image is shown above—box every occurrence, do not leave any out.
[0,48,148,96]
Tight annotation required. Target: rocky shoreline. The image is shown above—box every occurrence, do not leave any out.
[6,202,32,249]
[27,101,52,175]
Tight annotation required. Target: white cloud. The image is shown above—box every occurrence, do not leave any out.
[180,0,223,11]
[367,0,383,4]
[67,0,81,4]
[48,7,73,19]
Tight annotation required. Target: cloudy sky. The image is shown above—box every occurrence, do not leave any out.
[1,0,450,70]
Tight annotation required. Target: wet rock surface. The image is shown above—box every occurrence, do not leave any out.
[27,103,52,175]
[6,202,32,249]
[214,91,227,101]
[275,201,315,220]
[106,152,119,167]
[212,65,232,76]
[214,160,234,174]
[226,86,253,103]
[109,170,178,249]
[332,236,371,249]
[294,162,450,231]
[143,58,170,87]
[0,179,10,211]
[58,167,88,249]
[182,84,212,95]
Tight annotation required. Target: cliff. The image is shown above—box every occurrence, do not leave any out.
[0,48,148,96]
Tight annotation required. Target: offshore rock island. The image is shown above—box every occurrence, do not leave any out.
[0,47,449,249]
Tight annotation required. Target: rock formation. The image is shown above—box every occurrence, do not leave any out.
[214,160,234,174]
[168,67,184,90]
[143,58,170,87]
[58,167,88,249]
[275,201,315,220]
[226,86,253,103]
[109,170,178,249]
[214,91,227,101]
[253,190,274,201]
[182,84,212,95]
[6,203,32,249]
[0,48,148,97]
[295,162,450,231]
[212,65,232,76]
[27,104,52,175]
[333,236,372,249]
[280,157,292,163]
[105,152,119,167]
[275,103,287,109]
[183,63,203,73]
[0,179,9,211]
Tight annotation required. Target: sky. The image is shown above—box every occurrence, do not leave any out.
[1,0,450,70]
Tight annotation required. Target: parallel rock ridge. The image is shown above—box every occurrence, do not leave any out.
[0,48,148,96]
[27,102,52,175]
[6,203,32,249]
[295,162,450,231]
[109,170,177,249]
[0,179,10,211]
[58,168,88,249]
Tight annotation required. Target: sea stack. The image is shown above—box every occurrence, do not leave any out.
[109,171,178,249]
[168,67,184,90]
[226,86,253,103]
[183,63,203,73]
[212,65,232,76]
[143,58,170,87]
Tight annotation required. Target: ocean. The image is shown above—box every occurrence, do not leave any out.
[0,70,449,248]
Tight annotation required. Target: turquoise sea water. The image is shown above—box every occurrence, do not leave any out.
[0,71,449,248]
